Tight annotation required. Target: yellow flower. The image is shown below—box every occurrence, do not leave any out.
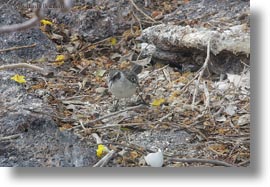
[96,144,109,158]
[40,19,53,26]
[11,74,26,84]
[109,37,117,46]
[54,54,65,66]
[151,98,166,106]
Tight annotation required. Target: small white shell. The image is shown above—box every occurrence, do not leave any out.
[144,149,164,167]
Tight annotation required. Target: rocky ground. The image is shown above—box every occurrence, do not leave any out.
[0,0,250,167]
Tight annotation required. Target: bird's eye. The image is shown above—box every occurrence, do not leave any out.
[131,77,137,83]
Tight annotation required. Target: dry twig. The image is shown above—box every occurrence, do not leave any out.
[203,81,210,110]
[92,133,103,144]
[0,43,37,53]
[71,104,148,130]
[0,134,22,141]
[168,158,234,167]
[191,40,211,110]
[129,0,157,23]
[92,123,145,129]
[93,150,116,167]
[0,63,47,74]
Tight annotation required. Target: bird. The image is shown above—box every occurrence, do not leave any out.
[107,64,145,110]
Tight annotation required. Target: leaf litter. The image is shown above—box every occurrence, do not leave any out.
[25,0,250,167]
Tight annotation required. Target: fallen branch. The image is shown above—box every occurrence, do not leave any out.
[0,63,47,74]
[0,43,37,53]
[93,150,116,167]
[110,142,149,154]
[92,122,145,129]
[237,159,250,167]
[71,104,148,130]
[168,158,234,167]
[0,134,22,141]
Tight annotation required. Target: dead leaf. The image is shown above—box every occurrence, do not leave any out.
[95,69,107,77]
[208,144,229,155]
[163,68,171,83]
[225,105,237,116]
[110,53,122,60]
[216,115,227,122]
[151,11,163,20]
[237,114,250,126]
[130,151,139,159]
[131,56,152,66]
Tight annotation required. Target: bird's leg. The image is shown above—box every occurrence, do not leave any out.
[110,99,120,112]
[136,84,148,105]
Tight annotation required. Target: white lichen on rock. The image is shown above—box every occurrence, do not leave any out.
[141,24,250,55]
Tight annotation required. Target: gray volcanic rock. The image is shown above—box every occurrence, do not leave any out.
[0,117,97,167]
[0,4,57,64]
[0,3,97,167]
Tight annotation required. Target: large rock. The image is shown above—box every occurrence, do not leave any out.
[139,0,250,75]
[0,117,96,167]
[0,4,57,64]
[0,3,97,167]
[45,0,138,42]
